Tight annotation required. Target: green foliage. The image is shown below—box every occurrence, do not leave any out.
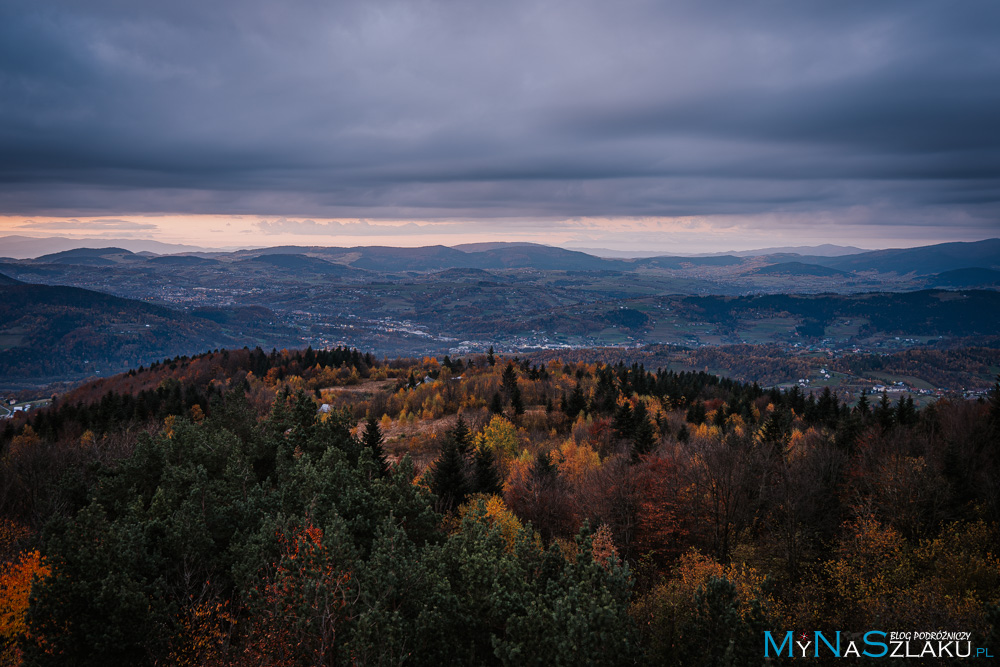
[684,577,768,667]
[495,527,638,667]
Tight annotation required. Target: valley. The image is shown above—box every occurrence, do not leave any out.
[1,239,999,395]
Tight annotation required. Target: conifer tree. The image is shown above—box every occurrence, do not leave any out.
[565,382,587,419]
[613,402,634,442]
[473,445,502,496]
[896,394,916,426]
[510,385,525,416]
[874,391,895,430]
[632,400,657,459]
[502,362,518,397]
[430,440,469,511]
[361,413,389,476]
[686,400,707,426]
[855,389,871,419]
[988,375,1000,430]
[450,414,471,454]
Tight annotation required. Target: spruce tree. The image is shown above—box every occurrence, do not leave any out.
[896,394,916,426]
[473,445,503,496]
[361,413,390,476]
[874,391,895,430]
[855,389,871,419]
[686,400,707,426]
[990,375,1000,429]
[450,414,471,454]
[613,402,634,442]
[533,451,558,481]
[632,400,657,459]
[430,439,469,511]
[510,385,525,416]
[565,382,587,419]
[501,362,518,397]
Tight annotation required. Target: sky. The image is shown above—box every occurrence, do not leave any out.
[1,0,999,253]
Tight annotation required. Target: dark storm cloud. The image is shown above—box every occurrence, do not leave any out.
[1,0,998,233]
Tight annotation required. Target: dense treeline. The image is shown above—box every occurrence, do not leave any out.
[532,343,1000,389]
[678,290,1000,338]
[2,348,999,665]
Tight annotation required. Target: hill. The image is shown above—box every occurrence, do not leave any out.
[636,255,744,269]
[330,245,469,271]
[147,255,222,267]
[0,282,299,380]
[239,253,364,276]
[0,272,23,286]
[33,247,138,265]
[814,238,1000,274]
[426,267,494,281]
[471,245,624,271]
[0,235,211,259]
[753,262,849,277]
[679,289,1000,338]
[927,267,1000,288]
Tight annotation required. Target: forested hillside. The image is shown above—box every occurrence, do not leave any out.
[0,283,300,381]
[1,347,998,664]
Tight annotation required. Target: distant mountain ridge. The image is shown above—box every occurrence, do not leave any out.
[5,236,999,276]
[800,239,1000,274]
[34,247,138,265]
[0,235,214,259]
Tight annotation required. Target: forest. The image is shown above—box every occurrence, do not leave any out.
[1,346,999,665]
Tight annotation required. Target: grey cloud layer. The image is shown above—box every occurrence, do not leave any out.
[1,0,998,232]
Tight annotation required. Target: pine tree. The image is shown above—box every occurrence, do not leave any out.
[487,346,496,367]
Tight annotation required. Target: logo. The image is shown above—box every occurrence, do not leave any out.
[764,631,993,659]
